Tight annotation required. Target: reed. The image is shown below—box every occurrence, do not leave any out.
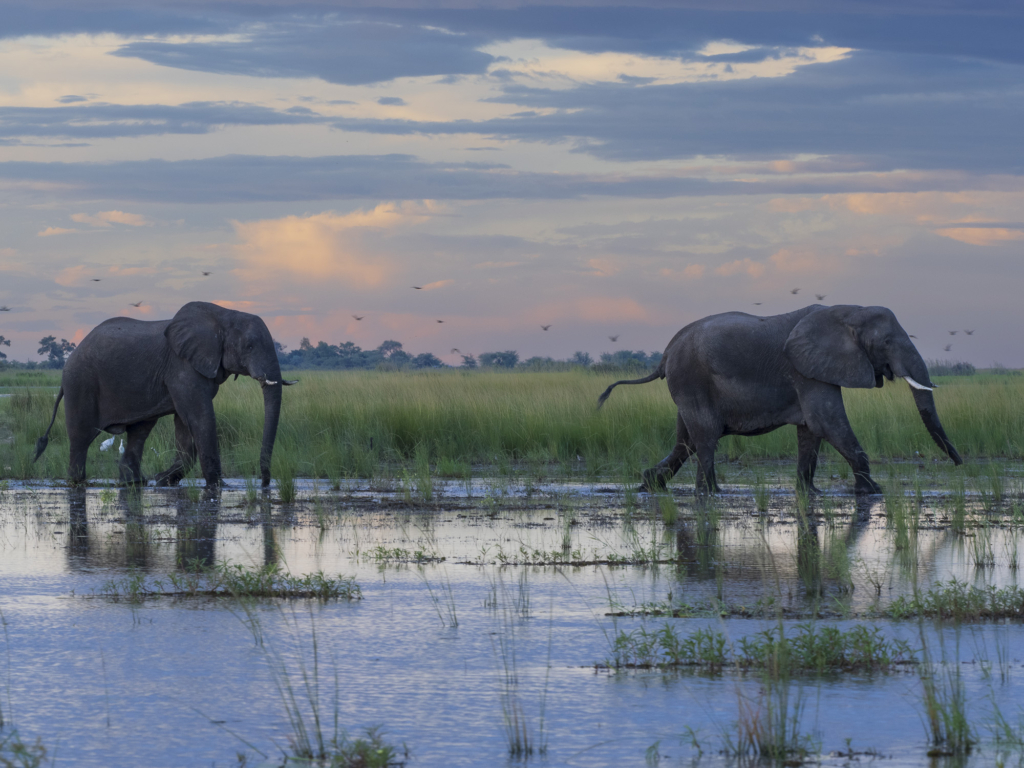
[3,369,1023,481]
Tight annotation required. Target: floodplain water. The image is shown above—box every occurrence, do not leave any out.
[2,474,1024,766]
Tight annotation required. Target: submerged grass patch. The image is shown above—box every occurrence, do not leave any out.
[608,622,915,672]
[98,562,361,603]
[0,728,47,768]
[886,579,1024,621]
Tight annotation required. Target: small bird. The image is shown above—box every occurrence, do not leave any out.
[753,302,762,306]
[130,301,143,307]
[608,335,618,342]
[909,335,917,339]
[118,439,124,456]
[790,288,800,295]
[90,278,101,282]
[99,435,115,452]
[948,331,957,336]
[944,344,953,352]
[0,306,9,311]
[451,348,461,355]
[352,315,363,321]
[541,325,551,331]
[964,329,975,335]
[202,271,212,276]
[815,294,826,301]
[412,286,422,290]
[436,319,444,323]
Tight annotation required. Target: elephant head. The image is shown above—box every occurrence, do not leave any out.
[166,301,294,487]
[783,305,962,465]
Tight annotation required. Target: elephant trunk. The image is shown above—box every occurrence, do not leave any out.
[259,378,282,488]
[892,342,962,465]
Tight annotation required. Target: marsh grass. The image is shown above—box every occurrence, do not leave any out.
[98,562,361,602]
[4,370,1023,482]
[887,579,1024,621]
[917,630,976,756]
[420,568,458,628]
[0,729,47,768]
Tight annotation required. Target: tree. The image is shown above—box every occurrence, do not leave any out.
[570,351,593,367]
[377,340,403,359]
[479,350,519,368]
[412,352,444,369]
[0,334,9,360]
[460,354,478,369]
[37,336,76,368]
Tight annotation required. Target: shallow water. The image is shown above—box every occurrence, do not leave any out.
[2,481,1024,766]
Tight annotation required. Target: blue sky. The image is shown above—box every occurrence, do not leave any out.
[1,1,1022,366]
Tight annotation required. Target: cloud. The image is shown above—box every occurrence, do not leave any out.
[71,210,150,227]
[934,227,1024,246]
[233,202,436,290]
[415,279,454,291]
[54,265,92,285]
[715,258,766,278]
[37,226,78,237]
[377,97,407,106]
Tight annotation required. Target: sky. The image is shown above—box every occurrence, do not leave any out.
[0,1,1022,367]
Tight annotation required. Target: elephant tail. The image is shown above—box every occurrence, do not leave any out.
[33,387,64,462]
[597,361,666,409]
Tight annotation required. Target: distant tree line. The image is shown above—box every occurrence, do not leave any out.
[0,335,77,369]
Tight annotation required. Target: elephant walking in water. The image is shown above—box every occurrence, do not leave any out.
[35,301,294,488]
[598,304,962,495]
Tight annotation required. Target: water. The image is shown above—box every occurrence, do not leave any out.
[1,480,1023,766]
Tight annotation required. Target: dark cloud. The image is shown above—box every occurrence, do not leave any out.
[112,19,495,86]
[377,97,406,106]
[57,95,89,104]
[0,153,1007,206]
[0,102,326,140]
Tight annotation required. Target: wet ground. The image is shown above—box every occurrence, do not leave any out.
[2,477,1024,766]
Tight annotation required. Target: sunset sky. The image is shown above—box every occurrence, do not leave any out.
[1,1,1022,366]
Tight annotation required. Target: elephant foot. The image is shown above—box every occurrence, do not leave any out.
[640,466,671,493]
[153,468,184,487]
[853,476,882,495]
[797,481,823,497]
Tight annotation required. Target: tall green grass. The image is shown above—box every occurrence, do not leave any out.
[2,369,1022,481]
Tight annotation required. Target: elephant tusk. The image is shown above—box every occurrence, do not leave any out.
[904,376,934,391]
[283,379,298,386]
[263,379,278,386]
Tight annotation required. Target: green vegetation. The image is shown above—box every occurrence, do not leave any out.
[0,729,46,768]
[609,622,915,672]
[98,562,361,603]
[5,368,1023,483]
[886,579,1024,621]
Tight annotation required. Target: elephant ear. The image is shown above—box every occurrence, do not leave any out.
[783,307,875,388]
[165,302,224,379]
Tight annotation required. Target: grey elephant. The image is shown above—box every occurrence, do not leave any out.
[598,304,962,495]
[35,301,294,488]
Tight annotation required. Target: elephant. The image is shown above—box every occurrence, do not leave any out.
[598,304,962,495]
[34,301,294,488]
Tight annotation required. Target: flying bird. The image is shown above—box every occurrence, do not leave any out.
[608,335,619,342]
[944,344,953,352]
[412,286,423,290]
[451,348,461,355]
[202,271,212,276]
[352,315,363,321]
[909,335,917,339]
[964,329,975,335]
[790,288,800,295]
[753,302,762,306]
[541,325,551,331]
[130,301,143,308]
[815,294,826,301]
[436,319,444,323]
[90,278,101,282]
[0,306,9,311]
[948,331,957,336]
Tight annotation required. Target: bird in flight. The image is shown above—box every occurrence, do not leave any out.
[790,288,800,294]
[130,301,143,308]
[451,348,461,355]
[412,286,423,290]
[0,306,9,312]
[753,302,762,306]
[90,278,101,282]
[948,331,957,336]
[909,335,917,339]
[815,294,826,301]
[352,315,363,321]
[608,335,618,342]
[541,325,551,331]
[944,344,953,352]
[202,271,212,277]
[436,319,444,323]
[964,329,975,335]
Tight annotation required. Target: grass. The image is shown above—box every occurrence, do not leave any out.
[0,729,46,768]
[98,562,362,603]
[886,579,1024,621]
[609,622,915,672]
[4,369,1024,483]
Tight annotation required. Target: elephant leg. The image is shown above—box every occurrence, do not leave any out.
[155,415,197,487]
[190,400,223,488]
[796,425,823,495]
[685,421,722,494]
[65,418,96,487]
[119,419,157,486]
[819,414,880,495]
[641,413,695,491]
